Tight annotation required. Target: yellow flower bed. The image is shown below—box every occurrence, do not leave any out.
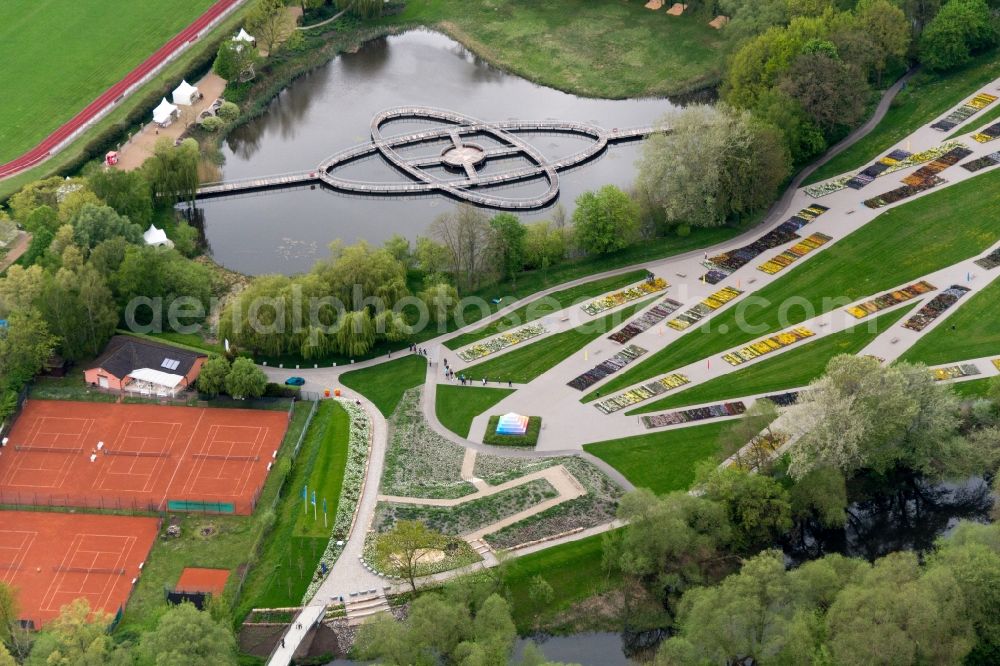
[722,327,815,366]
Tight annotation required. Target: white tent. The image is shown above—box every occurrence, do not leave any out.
[143,224,174,249]
[125,368,185,397]
[152,97,178,126]
[171,80,200,106]
[234,27,255,44]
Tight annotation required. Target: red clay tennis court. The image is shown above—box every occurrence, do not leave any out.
[0,400,289,515]
[0,511,159,628]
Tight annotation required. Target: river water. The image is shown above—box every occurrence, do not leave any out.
[197,30,677,275]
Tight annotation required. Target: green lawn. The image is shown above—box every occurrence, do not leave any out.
[463,298,655,384]
[586,170,1000,401]
[239,402,350,611]
[388,0,728,98]
[583,421,727,495]
[119,401,313,635]
[504,532,622,632]
[805,51,1000,185]
[899,276,1000,366]
[950,377,997,399]
[630,304,915,413]
[0,0,215,163]
[445,270,648,351]
[340,355,427,416]
[435,385,514,437]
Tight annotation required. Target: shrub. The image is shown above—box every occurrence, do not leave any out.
[200,115,225,132]
[217,101,240,122]
[675,223,692,238]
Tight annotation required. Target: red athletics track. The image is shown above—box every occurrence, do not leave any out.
[0,0,241,179]
[0,511,159,628]
[0,400,288,515]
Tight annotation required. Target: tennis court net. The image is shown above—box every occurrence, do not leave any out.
[14,445,80,454]
[192,453,259,462]
[52,565,126,575]
[104,449,170,458]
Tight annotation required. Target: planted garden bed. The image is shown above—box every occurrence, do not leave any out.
[567,344,648,391]
[641,401,746,429]
[845,280,936,319]
[902,285,972,331]
[721,327,815,366]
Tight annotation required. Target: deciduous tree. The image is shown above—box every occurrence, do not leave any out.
[136,601,237,666]
[571,185,638,255]
[377,520,448,592]
[225,357,267,399]
[197,355,231,396]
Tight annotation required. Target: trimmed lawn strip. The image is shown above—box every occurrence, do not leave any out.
[630,304,915,413]
[583,421,727,495]
[586,171,1000,402]
[374,479,558,536]
[504,531,622,633]
[293,402,350,538]
[446,270,648,350]
[482,416,541,447]
[388,0,728,98]
[435,385,515,438]
[119,401,312,634]
[950,377,996,399]
[340,355,427,417]
[464,298,655,384]
[898,276,1000,366]
[805,51,1000,185]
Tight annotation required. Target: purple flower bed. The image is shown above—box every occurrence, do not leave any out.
[974,247,1000,270]
[903,285,971,332]
[608,297,683,343]
[763,391,799,407]
[641,401,746,429]
[567,344,648,391]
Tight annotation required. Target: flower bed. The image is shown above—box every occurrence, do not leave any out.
[302,399,371,601]
[902,285,972,331]
[581,277,669,315]
[931,92,998,131]
[483,457,623,550]
[901,146,973,186]
[974,247,1000,270]
[757,232,833,274]
[483,415,542,447]
[804,175,852,199]
[567,344,648,390]
[764,391,800,407]
[932,363,981,381]
[699,205,829,282]
[457,322,547,361]
[863,176,945,209]
[607,297,683,344]
[845,280,936,319]
[721,326,815,366]
[667,286,743,330]
[641,401,746,429]
[972,120,1000,143]
[594,373,690,414]
[383,388,476,499]
[993,359,1000,371]
[960,151,1000,173]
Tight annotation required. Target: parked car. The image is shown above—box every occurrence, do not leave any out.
[285,376,306,386]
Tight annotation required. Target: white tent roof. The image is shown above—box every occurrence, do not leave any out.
[152,97,178,124]
[234,27,255,42]
[143,224,169,246]
[128,368,184,389]
[172,79,199,106]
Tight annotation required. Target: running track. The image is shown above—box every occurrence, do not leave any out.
[0,0,241,180]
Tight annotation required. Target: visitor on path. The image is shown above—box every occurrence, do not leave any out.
[508,380,512,388]
[280,639,285,648]
[482,378,487,386]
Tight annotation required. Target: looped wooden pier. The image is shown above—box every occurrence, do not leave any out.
[196,106,667,209]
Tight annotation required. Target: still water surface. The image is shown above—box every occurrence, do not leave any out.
[198,30,676,275]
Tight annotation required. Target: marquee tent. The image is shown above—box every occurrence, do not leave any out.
[152,98,178,126]
[234,28,255,44]
[143,224,174,248]
[172,80,200,106]
[125,368,185,397]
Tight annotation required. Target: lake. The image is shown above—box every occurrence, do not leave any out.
[197,30,677,275]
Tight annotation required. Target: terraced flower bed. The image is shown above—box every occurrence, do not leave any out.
[581,277,668,315]
[903,285,972,331]
[699,205,829,283]
[757,232,833,275]
[608,297,683,344]
[567,344,648,391]
[960,151,1000,173]
[932,363,981,381]
[594,373,690,414]
[863,175,945,209]
[974,247,1000,270]
[901,146,973,186]
[845,280,936,319]
[457,323,547,362]
[721,327,815,366]
[667,286,743,331]
[931,92,998,132]
[640,401,746,429]
[845,149,912,189]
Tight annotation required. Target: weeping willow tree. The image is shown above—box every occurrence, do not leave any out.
[336,310,376,357]
[335,0,384,19]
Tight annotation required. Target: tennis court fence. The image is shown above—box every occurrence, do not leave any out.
[0,490,260,515]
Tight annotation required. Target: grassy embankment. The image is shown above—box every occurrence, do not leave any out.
[435,385,514,438]
[339,355,428,416]
[586,168,1000,402]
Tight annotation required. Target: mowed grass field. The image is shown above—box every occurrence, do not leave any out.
[389,0,728,98]
[0,0,215,163]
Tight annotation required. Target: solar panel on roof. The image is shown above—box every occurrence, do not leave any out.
[161,358,180,371]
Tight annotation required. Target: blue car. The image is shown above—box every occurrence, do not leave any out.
[285,376,306,386]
